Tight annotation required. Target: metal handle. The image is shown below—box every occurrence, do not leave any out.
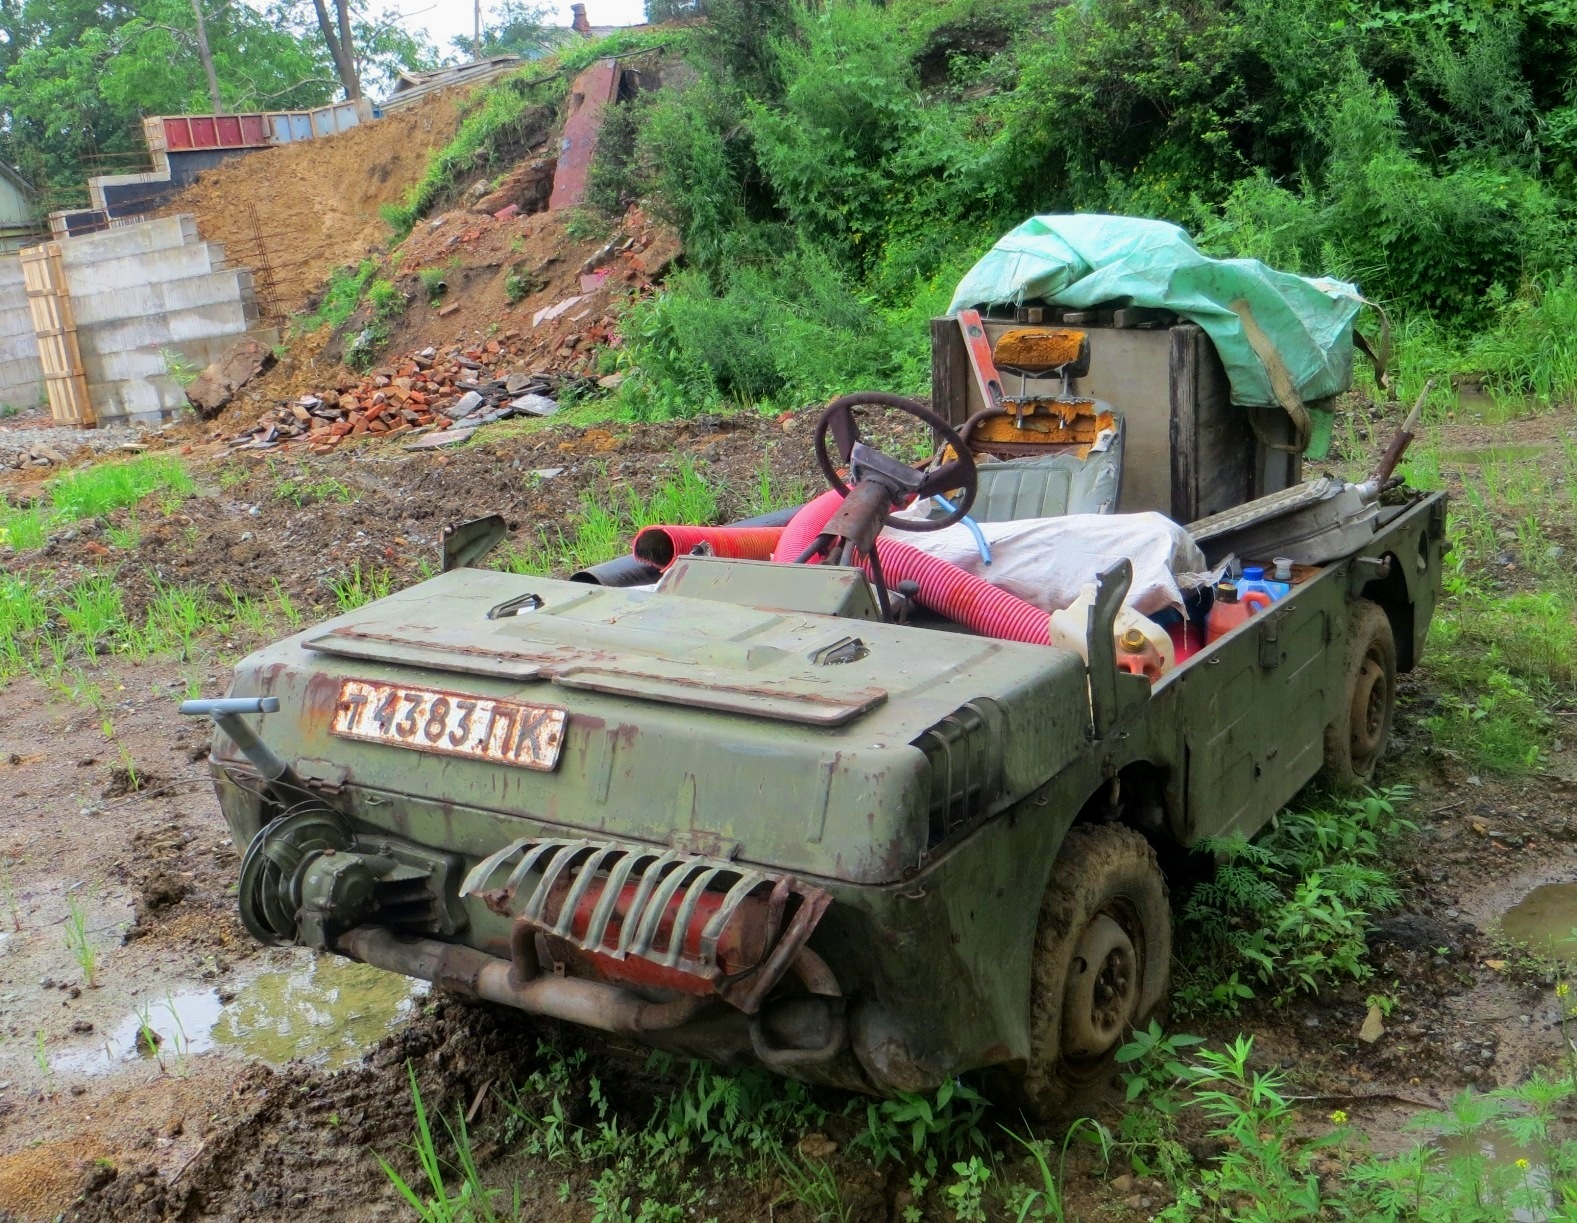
[180,696,291,783]
[179,697,280,716]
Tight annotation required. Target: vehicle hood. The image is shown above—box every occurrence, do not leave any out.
[223,568,1089,884]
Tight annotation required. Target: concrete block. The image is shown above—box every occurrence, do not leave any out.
[167,300,250,344]
[0,354,43,401]
[87,375,189,422]
[63,242,219,296]
[0,255,23,288]
[0,309,37,344]
[56,215,198,267]
[72,269,248,326]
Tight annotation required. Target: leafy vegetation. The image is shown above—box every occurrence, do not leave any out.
[295,261,382,337]
[0,0,436,203]
[379,27,675,237]
[568,0,1577,420]
[1175,788,1415,1014]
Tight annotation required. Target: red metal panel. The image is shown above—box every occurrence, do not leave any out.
[240,115,267,145]
[164,117,195,151]
[216,115,241,146]
[548,59,622,210]
[191,116,218,148]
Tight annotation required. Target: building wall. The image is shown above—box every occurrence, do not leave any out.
[56,215,277,425]
[0,255,43,410]
[0,172,42,253]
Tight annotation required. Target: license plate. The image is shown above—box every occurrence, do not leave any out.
[330,679,567,771]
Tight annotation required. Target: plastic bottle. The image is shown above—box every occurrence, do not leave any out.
[1239,564,1291,603]
[1049,584,1098,662]
[1115,620,1174,681]
[1206,582,1272,643]
[1272,557,1294,583]
[1050,584,1177,679]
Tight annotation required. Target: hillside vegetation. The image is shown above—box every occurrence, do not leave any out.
[555,0,1577,420]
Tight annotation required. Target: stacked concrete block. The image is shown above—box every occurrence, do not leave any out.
[0,255,43,411]
[54,214,277,425]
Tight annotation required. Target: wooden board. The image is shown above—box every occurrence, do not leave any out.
[19,243,94,427]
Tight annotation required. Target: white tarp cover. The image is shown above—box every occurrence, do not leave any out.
[885,511,1208,615]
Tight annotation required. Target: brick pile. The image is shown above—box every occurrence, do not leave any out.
[228,334,590,454]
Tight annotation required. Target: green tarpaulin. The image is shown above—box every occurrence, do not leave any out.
[948,215,1367,454]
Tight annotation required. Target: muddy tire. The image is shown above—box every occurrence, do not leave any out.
[1015,824,1171,1119]
[1319,598,1397,790]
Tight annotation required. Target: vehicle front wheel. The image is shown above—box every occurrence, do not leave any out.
[1015,824,1171,1119]
[1319,598,1397,790]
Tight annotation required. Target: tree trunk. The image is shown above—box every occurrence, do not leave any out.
[190,0,223,113]
[335,0,361,100]
[311,0,360,101]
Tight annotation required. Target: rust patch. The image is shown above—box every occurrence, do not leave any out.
[992,328,1088,372]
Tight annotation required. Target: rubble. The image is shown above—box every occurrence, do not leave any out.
[224,336,590,454]
[184,338,275,418]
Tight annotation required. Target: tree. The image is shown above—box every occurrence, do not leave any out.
[451,0,561,61]
[310,0,360,99]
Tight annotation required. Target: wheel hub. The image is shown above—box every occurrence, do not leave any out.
[1061,912,1140,1060]
[1350,653,1388,760]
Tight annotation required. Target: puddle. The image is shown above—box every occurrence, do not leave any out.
[1500,883,1577,960]
[1437,1135,1553,1222]
[1439,443,1551,466]
[54,954,422,1076]
[1452,390,1541,424]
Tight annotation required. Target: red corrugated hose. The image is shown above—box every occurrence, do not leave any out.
[767,485,1051,645]
[770,488,846,563]
[632,524,785,570]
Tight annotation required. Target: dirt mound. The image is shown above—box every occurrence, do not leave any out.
[158,89,469,316]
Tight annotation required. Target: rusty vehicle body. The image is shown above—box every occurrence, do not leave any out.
[193,310,1445,1114]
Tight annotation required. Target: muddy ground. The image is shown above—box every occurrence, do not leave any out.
[1,401,1575,1220]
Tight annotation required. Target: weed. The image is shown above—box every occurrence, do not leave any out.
[33,1029,49,1076]
[160,348,202,388]
[418,265,450,301]
[774,1149,852,1223]
[1176,787,1414,1011]
[849,1078,988,1176]
[64,894,97,987]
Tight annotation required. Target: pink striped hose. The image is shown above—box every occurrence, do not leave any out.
[769,488,1050,645]
[632,524,785,570]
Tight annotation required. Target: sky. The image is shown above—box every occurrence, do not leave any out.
[397,0,649,55]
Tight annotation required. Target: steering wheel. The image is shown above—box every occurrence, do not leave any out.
[813,392,978,532]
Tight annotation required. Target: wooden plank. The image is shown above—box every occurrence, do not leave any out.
[1167,325,1199,522]
[19,243,93,427]
[929,316,970,425]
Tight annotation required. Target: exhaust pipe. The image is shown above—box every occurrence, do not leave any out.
[335,924,708,1033]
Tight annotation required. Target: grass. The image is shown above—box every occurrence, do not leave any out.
[63,894,97,988]
[328,562,395,612]
[1,454,195,556]
[47,454,194,521]
[497,460,719,576]
[293,259,379,335]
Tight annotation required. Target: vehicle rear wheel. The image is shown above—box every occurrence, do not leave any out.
[1319,598,1397,790]
[1016,824,1171,1119]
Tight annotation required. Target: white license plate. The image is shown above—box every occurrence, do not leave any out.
[330,679,567,771]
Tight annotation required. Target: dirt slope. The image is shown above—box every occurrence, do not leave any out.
[157,89,469,316]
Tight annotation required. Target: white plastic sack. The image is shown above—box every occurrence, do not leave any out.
[883,512,1208,616]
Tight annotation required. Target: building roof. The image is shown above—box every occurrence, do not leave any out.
[0,161,35,199]
[381,56,526,111]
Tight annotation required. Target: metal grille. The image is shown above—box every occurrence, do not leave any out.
[460,837,777,980]
[913,700,1003,849]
